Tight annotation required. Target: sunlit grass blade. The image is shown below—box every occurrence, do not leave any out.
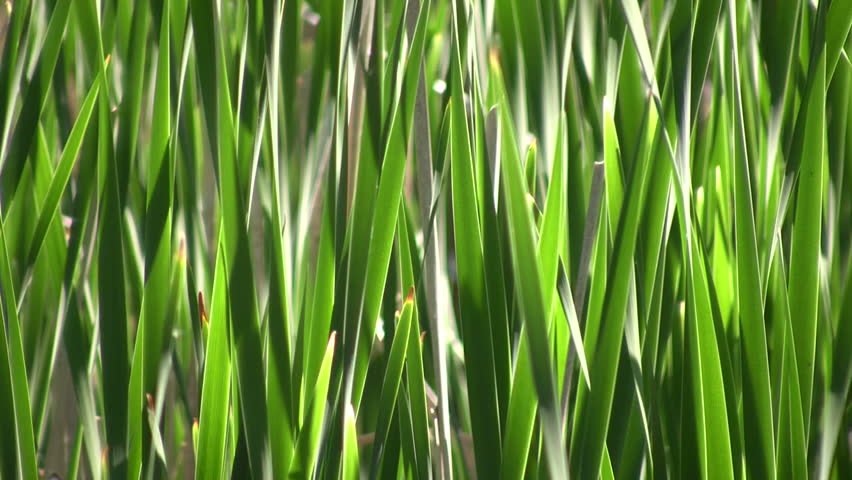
[772,250,808,479]
[815,254,852,479]
[130,8,174,477]
[368,294,414,477]
[787,49,826,440]
[342,404,360,479]
[727,3,776,478]
[195,232,233,480]
[396,203,432,480]
[496,100,567,478]
[556,260,589,403]
[570,98,657,479]
[3,0,851,477]
[289,332,336,479]
[262,4,295,476]
[448,25,502,476]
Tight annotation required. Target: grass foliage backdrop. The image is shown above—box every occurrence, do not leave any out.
[0,0,851,478]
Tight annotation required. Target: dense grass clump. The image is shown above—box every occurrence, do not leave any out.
[0,0,851,478]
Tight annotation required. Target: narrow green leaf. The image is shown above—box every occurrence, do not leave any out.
[26,71,102,269]
[195,233,233,480]
[342,404,360,479]
[1,0,74,201]
[570,100,657,479]
[289,332,336,479]
[369,295,414,477]
[728,3,776,477]
[0,218,38,480]
[497,101,567,478]
[787,50,826,438]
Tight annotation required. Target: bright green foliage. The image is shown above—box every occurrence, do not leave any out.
[0,0,850,479]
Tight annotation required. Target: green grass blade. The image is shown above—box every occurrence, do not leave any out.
[349,96,409,412]
[787,49,826,440]
[396,203,432,480]
[369,295,414,477]
[0,0,73,202]
[815,254,852,479]
[727,3,776,477]
[26,71,102,270]
[826,0,852,81]
[448,40,502,479]
[569,99,657,479]
[342,404,360,479]
[289,332,336,479]
[195,232,233,480]
[0,219,38,480]
[773,251,808,479]
[98,82,130,480]
[496,101,567,478]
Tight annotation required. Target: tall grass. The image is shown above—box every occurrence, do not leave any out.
[0,0,850,478]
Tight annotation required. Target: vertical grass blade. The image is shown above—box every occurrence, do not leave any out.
[727,3,776,477]
[787,50,826,439]
[0,219,38,480]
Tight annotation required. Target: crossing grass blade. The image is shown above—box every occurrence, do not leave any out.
[396,204,432,480]
[496,99,567,478]
[570,96,657,479]
[727,4,776,478]
[25,71,102,270]
[772,250,808,479]
[262,4,295,476]
[0,0,73,201]
[447,3,503,476]
[289,332,336,479]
